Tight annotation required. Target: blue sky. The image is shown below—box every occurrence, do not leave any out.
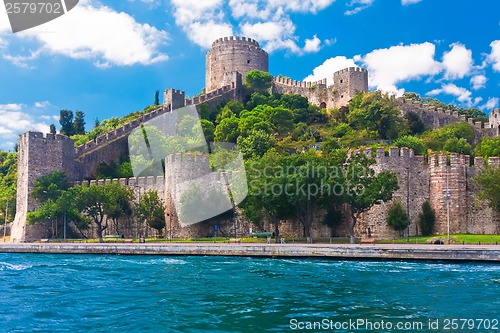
[0,0,499,150]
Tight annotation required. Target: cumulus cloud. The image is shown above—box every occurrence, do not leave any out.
[172,0,335,54]
[303,35,322,53]
[401,0,422,5]
[442,43,473,79]
[304,56,357,85]
[355,42,441,95]
[482,97,499,111]
[489,40,500,72]
[1,0,168,67]
[0,103,57,150]
[427,84,473,106]
[470,75,487,90]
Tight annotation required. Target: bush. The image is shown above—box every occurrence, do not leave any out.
[393,135,426,155]
[419,200,435,236]
[386,201,408,236]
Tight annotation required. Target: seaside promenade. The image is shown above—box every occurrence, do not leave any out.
[0,243,499,262]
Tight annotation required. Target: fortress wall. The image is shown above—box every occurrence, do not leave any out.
[206,36,268,92]
[332,67,369,108]
[11,132,76,242]
[75,135,130,180]
[465,157,500,234]
[352,147,429,239]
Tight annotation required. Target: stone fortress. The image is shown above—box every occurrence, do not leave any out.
[10,36,500,242]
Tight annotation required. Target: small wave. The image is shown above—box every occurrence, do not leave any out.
[0,262,32,271]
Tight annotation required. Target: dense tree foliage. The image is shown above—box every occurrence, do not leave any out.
[0,151,17,222]
[475,136,500,159]
[419,200,435,236]
[386,201,408,236]
[134,190,165,237]
[245,70,273,92]
[474,166,500,213]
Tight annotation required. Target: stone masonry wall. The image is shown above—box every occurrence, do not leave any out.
[206,36,268,93]
[11,132,76,242]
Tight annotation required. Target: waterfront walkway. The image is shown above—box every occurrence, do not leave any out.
[0,243,499,262]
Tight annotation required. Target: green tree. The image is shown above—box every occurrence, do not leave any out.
[27,190,90,239]
[243,152,296,242]
[73,110,86,135]
[134,190,166,237]
[49,124,56,135]
[422,122,475,152]
[154,90,160,106]
[405,112,426,135]
[393,135,426,155]
[268,107,295,135]
[0,151,17,222]
[419,200,435,236]
[200,119,215,143]
[245,70,273,92]
[386,201,408,236]
[475,137,500,159]
[348,91,408,140]
[94,117,100,129]
[340,154,399,243]
[72,182,134,242]
[443,137,472,155]
[59,109,74,136]
[474,166,500,213]
[214,117,240,143]
[32,171,71,203]
[237,130,274,159]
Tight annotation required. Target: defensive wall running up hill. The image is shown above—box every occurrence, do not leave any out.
[9,35,500,242]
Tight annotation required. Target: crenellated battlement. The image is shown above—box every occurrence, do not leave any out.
[333,67,368,76]
[24,132,73,142]
[211,36,260,48]
[274,76,327,89]
[185,85,233,105]
[396,98,498,139]
[75,175,166,188]
[74,106,167,157]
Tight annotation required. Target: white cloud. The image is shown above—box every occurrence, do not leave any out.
[240,21,292,42]
[172,0,336,54]
[0,103,56,149]
[489,40,500,72]
[303,56,357,85]
[470,75,487,90]
[401,0,422,5]
[345,0,373,15]
[303,35,322,53]
[482,97,499,111]
[427,84,473,106]
[1,0,168,67]
[442,43,473,79]
[355,42,441,94]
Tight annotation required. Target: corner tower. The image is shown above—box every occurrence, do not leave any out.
[206,36,269,93]
[489,108,500,136]
[10,132,75,242]
[332,67,369,108]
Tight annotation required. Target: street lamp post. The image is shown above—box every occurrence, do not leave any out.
[63,210,67,240]
[3,200,8,242]
[443,170,452,243]
[405,166,411,241]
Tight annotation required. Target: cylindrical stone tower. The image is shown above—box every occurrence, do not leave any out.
[206,36,269,93]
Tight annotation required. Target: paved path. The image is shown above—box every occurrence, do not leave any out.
[0,243,499,262]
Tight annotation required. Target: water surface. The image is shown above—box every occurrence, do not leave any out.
[0,254,499,332]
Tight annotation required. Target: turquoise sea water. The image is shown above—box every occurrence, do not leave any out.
[0,254,499,333]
